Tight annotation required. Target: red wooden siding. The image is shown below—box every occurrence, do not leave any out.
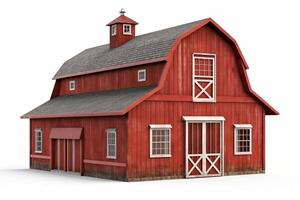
[54,63,163,97]
[159,24,249,98]
[30,116,128,180]
[127,100,264,180]
[126,24,265,180]
[110,23,136,48]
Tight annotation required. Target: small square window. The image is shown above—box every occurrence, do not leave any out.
[234,124,252,155]
[111,24,117,36]
[69,80,75,91]
[138,69,146,82]
[123,24,131,35]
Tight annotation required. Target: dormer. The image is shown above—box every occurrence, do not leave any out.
[107,9,138,49]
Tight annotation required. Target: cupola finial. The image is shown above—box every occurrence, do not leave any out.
[119,8,126,16]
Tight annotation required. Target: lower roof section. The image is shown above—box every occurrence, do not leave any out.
[22,86,155,119]
[50,128,82,139]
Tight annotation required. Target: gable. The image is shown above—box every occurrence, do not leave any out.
[152,18,278,115]
[158,23,249,98]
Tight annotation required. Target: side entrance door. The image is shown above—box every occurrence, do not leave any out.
[53,139,81,173]
[183,116,225,178]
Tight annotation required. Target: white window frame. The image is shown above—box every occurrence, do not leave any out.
[138,69,146,82]
[234,124,252,155]
[69,80,75,91]
[123,24,132,35]
[34,128,42,153]
[149,124,172,158]
[111,24,117,36]
[106,128,117,159]
[192,53,216,102]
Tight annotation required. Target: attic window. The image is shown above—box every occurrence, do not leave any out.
[111,24,117,36]
[138,69,146,82]
[123,24,131,35]
[69,80,75,91]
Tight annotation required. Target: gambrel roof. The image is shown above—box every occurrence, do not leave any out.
[22,18,278,119]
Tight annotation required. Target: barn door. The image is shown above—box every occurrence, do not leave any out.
[184,118,224,178]
[53,139,80,173]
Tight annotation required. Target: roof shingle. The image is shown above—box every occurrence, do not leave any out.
[22,86,155,118]
[53,20,204,79]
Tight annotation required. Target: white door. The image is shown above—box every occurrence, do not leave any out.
[184,117,224,178]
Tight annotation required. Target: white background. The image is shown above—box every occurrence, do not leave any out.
[0,0,299,199]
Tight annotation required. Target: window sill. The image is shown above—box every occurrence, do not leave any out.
[150,155,172,158]
[234,152,252,155]
[106,156,117,160]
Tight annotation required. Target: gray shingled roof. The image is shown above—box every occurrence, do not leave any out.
[22,86,155,118]
[54,20,204,79]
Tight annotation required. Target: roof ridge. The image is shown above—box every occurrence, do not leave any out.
[84,19,204,51]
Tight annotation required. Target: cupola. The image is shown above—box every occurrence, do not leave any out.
[106,9,138,48]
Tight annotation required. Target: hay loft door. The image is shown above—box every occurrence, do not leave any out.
[183,116,225,178]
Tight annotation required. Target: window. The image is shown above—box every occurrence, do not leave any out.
[106,129,117,159]
[138,69,146,82]
[123,24,131,35]
[192,53,216,102]
[149,124,172,158]
[111,24,117,36]
[234,124,252,155]
[35,128,42,153]
[69,80,75,91]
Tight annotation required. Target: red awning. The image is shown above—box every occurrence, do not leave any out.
[49,128,82,139]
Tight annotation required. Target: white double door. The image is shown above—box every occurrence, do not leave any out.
[185,119,224,178]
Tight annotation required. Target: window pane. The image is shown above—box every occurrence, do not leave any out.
[151,128,170,156]
[235,127,251,153]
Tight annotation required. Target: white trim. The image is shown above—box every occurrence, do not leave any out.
[182,116,225,122]
[234,124,253,128]
[149,125,172,158]
[123,24,132,35]
[192,53,216,102]
[202,122,207,175]
[234,125,252,155]
[34,128,42,153]
[221,121,225,176]
[106,128,117,159]
[69,80,75,91]
[149,124,172,129]
[137,69,146,82]
[111,24,117,36]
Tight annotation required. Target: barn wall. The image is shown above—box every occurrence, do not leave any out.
[127,100,264,180]
[30,116,128,180]
[158,24,249,97]
[54,62,164,97]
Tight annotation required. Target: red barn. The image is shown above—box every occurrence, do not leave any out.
[22,10,279,181]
